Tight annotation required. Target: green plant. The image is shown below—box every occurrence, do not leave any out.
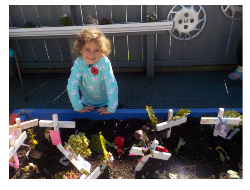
[89,134,115,153]
[174,137,186,155]
[224,110,243,130]
[146,105,158,129]
[172,108,191,120]
[28,128,38,150]
[44,128,51,142]
[64,132,91,158]
[60,14,73,26]
[215,146,230,164]
[99,18,111,25]
[23,22,36,28]
[99,132,114,170]
[146,12,157,22]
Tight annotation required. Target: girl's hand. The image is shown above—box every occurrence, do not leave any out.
[77,106,95,113]
[96,107,111,115]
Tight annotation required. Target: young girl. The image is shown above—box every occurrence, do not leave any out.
[67,28,118,114]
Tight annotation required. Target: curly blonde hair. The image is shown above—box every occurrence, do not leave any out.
[73,28,111,57]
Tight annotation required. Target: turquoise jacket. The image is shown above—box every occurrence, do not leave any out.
[67,56,118,113]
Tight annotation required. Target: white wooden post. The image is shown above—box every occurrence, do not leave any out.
[57,143,86,173]
[200,108,241,138]
[9,131,27,160]
[156,109,187,138]
[39,114,75,145]
[9,118,39,137]
[80,167,101,179]
[129,140,171,171]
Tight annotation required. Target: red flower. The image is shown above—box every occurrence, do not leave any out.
[114,136,124,149]
[156,146,168,153]
[91,67,99,75]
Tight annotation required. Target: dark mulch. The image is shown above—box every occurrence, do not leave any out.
[9,116,242,179]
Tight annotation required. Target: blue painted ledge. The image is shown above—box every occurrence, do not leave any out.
[11,108,243,122]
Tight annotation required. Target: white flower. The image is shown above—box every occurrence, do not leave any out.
[60,14,69,18]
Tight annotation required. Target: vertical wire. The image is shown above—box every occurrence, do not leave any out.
[20,5,26,23]
[225,20,234,57]
[44,40,50,61]
[155,5,157,60]
[95,5,98,20]
[58,44,63,61]
[110,5,113,24]
[113,36,115,60]
[35,5,41,27]
[80,5,84,25]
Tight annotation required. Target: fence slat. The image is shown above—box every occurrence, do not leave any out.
[15,40,35,63]
[9,5,24,27]
[128,35,142,61]
[111,5,126,23]
[211,6,232,58]
[58,39,72,62]
[96,5,112,23]
[114,36,128,61]
[72,5,83,26]
[156,33,170,60]
[20,5,40,27]
[226,20,242,59]
[197,5,221,59]
[81,5,97,24]
[31,39,49,62]
[44,39,62,62]
[127,5,141,22]
[36,5,63,26]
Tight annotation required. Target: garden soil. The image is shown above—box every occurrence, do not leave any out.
[9,116,242,179]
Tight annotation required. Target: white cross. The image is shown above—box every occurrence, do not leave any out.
[9,131,27,160]
[9,118,39,138]
[129,140,171,171]
[57,144,100,179]
[200,108,241,138]
[9,117,38,167]
[39,114,75,144]
[156,109,188,138]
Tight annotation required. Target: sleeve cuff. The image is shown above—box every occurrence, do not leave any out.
[107,106,116,113]
[74,103,83,112]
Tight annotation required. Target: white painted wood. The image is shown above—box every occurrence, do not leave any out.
[129,140,171,171]
[218,108,224,118]
[200,108,241,138]
[39,120,75,128]
[52,114,59,131]
[57,144,85,173]
[156,117,187,131]
[87,167,101,179]
[9,135,14,147]
[9,131,27,160]
[9,119,39,132]
[200,117,240,125]
[9,21,173,38]
[135,156,150,171]
[167,109,173,138]
[15,118,22,138]
[168,109,173,120]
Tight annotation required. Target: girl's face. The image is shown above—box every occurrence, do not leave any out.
[80,40,102,66]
